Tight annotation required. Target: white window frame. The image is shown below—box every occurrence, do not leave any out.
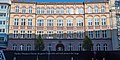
[22,7,26,13]
[95,31,100,38]
[95,18,99,26]
[96,44,101,51]
[47,19,54,26]
[57,31,63,39]
[47,8,50,14]
[77,31,84,39]
[88,18,92,26]
[70,8,74,14]
[101,6,105,13]
[102,18,106,26]
[88,31,93,38]
[67,19,73,26]
[51,8,54,14]
[19,44,24,51]
[102,30,107,38]
[29,7,32,13]
[57,19,63,26]
[16,6,19,13]
[88,7,92,13]
[76,19,83,26]
[37,8,40,14]
[41,8,44,14]
[28,30,32,38]
[28,19,32,26]
[94,6,98,13]
[21,18,26,25]
[67,31,73,39]
[14,30,18,38]
[37,19,44,26]
[79,8,84,14]
[27,44,31,51]
[14,18,19,25]
[47,31,53,39]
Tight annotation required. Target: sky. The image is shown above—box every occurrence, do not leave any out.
[35,0,84,2]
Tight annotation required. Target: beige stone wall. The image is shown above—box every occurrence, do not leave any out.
[9,2,112,38]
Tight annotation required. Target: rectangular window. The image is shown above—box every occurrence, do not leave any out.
[77,31,84,38]
[28,19,32,26]
[57,31,63,39]
[67,19,73,26]
[67,31,73,39]
[47,8,50,14]
[22,7,26,13]
[47,31,53,39]
[0,5,6,9]
[76,19,83,26]
[21,19,26,25]
[95,31,100,38]
[28,30,32,38]
[21,30,25,38]
[95,18,99,25]
[29,7,32,13]
[14,30,18,38]
[37,19,44,26]
[0,21,5,25]
[37,30,43,37]
[102,18,106,25]
[47,19,53,26]
[88,19,92,26]
[56,8,59,14]
[0,13,6,17]
[41,8,44,14]
[51,8,54,14]
[0,29,5,33]
[102,30,107,38]
[14,18,19,25]
[57,19,63,26]
[88,31,93,38]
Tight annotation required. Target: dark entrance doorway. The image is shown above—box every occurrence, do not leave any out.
[56,41,64,51]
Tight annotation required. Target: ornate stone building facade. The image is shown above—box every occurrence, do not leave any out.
[7,0,120,51]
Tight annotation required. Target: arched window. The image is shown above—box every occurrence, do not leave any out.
[27,44,31,51]
[19,44,24,51]
[66,8,69,14]
[101,6,105,13]
[103,44,107,51]
[60,8,64,14]
[48,43,52,51]
[41,8,44,14]
[37,8,40,14]
[96,44,100,51]
[47,8,50,14]
[94,6,98,13]
[12,44,17,50]
[15,6,19,13]
[101,17,106,25]
[56,8,59,14]
[80,8,84,14]
[95,17,99,26]
[51,8,54,14]
[68,43,73,51]
[70,8,74,14]
[22,7,26,13]
[78,44,82,51]
[76,8,79,14]
[29,7,32,13]
[88,7,92,13]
